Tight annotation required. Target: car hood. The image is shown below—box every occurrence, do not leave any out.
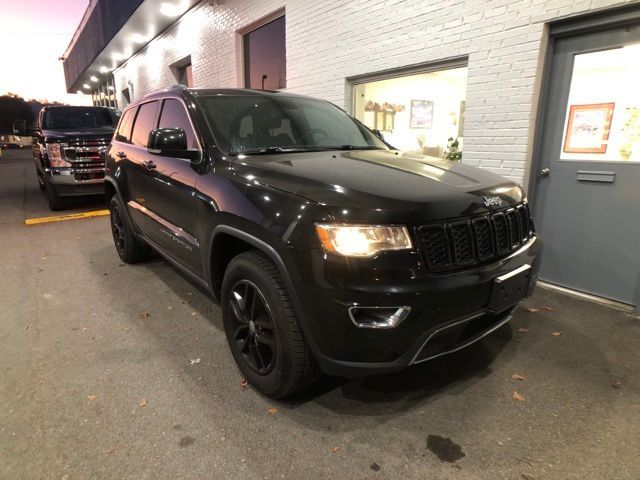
[41,127,114,143]
[232,149,525,223]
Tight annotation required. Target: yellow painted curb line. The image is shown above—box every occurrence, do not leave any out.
[25,209,110,226]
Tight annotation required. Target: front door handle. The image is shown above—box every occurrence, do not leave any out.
[116,151,127,159]
[144,160,157,170]
[539,168,551,177]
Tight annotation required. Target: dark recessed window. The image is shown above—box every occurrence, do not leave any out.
[243,16,286,90]
[177,63,193,87]
[172,57,193,87]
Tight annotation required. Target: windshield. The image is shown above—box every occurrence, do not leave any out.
[198,95,388,154]
[43,108,116,130]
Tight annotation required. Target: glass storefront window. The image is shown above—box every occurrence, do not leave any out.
[560,44,640,162]
[352,66,467,156]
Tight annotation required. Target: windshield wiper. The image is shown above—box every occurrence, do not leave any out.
[336,145,385,151]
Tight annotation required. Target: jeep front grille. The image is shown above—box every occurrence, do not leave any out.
[416,203,534,272]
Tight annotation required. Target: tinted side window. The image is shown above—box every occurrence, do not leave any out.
[131,101,159,147]
[115,108,134,142]
[158,99,198,149]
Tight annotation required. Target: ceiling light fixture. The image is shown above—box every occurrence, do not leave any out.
[99,66,110,73]
[90,75,99,82]
[160,1,187,17]
[83,84,91,89]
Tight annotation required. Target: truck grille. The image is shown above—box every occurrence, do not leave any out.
[416,203,534,272]
[63,139,109,182]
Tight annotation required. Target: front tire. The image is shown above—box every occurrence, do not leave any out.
[109,195,152,263]
[221,251,320,399]
[44,180,64,211]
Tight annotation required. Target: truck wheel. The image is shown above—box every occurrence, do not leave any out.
[222,251,320,399]
[36,171,45,191]
[109,195,152,263]
[44,181,64,211]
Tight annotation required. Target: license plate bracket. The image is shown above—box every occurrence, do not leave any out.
[488,264,531,313]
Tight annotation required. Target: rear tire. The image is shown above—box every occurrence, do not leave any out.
[44,181,64,211]
[221,251,320,399]
[36,171,45,191]
[109,195,152,263]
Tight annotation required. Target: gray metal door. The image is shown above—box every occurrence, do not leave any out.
[532,23,640,307]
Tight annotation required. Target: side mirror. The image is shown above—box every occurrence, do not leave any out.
[148,128,200,161]
[12,120,32,136]
[372,129,384,141]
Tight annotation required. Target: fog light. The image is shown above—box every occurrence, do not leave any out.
[348,305,411,329]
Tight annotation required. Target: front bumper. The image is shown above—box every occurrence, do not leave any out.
[46,169,105,196]
[290,235,541,377]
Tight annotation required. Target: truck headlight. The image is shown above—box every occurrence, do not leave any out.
[315,224,413,257]
[46,143,71,168]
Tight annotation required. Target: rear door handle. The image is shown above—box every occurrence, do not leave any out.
[116,151,127,159]
[144,160,157,170]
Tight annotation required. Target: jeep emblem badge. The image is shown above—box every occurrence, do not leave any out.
[483,196,502,208]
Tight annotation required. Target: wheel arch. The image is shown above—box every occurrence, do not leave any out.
[208,225,320,358]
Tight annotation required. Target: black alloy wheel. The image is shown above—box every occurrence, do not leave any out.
[227,279,276,375]
[110,203,126,257]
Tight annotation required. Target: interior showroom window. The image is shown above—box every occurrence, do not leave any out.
[352,66,468,156]
[559,45,640,162]
[243,15,286,90]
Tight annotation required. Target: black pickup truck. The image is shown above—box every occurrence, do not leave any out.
[105,87,541,399]
[28,106,119,210]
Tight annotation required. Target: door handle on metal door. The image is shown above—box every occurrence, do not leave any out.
[144,160,157,170]
[539,168,551,177]
[116,151,127,159]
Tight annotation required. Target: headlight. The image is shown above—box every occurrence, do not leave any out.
[46,143,71,168]
[315,224,413,257]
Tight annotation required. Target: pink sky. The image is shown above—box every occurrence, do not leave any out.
[0,0,92,104]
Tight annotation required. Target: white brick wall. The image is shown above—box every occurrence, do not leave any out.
[114,0,635,184]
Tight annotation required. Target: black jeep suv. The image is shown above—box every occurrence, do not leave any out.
[31,106,119,210]
[105,86,541,398]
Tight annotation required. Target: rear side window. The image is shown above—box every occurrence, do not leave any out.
[115,108,134,142]
[158,98,198,149]
[131,101,159,147]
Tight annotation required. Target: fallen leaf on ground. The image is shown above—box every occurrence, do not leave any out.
[139,399,147,408]
[181,298,192,305]
[191,312,197,316]
[82,327,88,332]
[139,312,150,319]
[122,326,130,331]
[332,446,341,453]
[87,394,98,401]
[512,391,526,402]
[186,292,193,296]
[511,374,526,381]
[542,306,555,311]
[524,307,539,313]
[552,331,562,336]
[517,327,529,333]
[370,463,381,472]
[167,306,173,311]
[189,358,201,365]
[240,379,248,389]
[612,381,622,389]
[267,407,279,415]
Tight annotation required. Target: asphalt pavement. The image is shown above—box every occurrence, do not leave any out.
[1,149,638,479]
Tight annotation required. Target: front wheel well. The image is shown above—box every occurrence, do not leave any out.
[105,181,116,203]
[211,233,256,298]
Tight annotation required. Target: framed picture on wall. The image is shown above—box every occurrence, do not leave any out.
[410,100,434,129]
[563,103,615,154]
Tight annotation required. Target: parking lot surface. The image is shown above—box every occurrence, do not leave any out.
[1,149,639,479]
